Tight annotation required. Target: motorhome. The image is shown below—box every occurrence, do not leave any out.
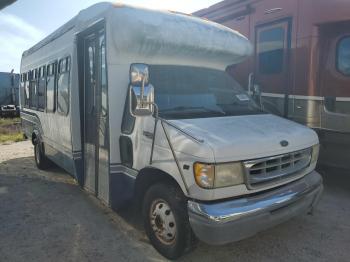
[194,0,350,169]
[20,3,323,259]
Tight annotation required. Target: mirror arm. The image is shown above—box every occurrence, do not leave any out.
[149,103,159,165]
[160,120,189,194]
[149,103,204,165]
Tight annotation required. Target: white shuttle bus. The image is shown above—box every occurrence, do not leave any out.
[20,3,323,259]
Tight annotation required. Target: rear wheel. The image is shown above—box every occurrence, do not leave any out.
[142,183,196,259]
[34,141,52,170]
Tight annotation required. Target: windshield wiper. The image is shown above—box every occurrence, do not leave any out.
[160,106,226,115]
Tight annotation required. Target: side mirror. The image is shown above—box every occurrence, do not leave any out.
[129,63,154,117]
[130,85,154,117]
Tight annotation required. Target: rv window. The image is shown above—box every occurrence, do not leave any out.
[258,27,285,74]
[46,62,56,112]
[337,37,350,76]
[38,66,46,110]
[57,57,70,115]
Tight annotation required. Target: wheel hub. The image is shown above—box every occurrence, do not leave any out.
[150,199,176,245]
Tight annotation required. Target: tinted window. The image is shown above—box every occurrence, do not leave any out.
[258,27,285,74]
[24,72,30,108]
[100,36,108,117]
[37,66,46,110]
[57,57,70,115]
[46,63,56,112]
[121,92,136,134]
[86,45,95,114]
[337,37,350,76]
[29,70,38,109]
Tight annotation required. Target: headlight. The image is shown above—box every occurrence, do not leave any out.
[194,162,244,189]
[215,163,245,188]
[311,144,320,165]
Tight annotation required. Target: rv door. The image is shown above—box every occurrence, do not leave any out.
[254,19,291,117]
[319,22,350,132]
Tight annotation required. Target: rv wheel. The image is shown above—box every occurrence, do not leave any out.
[142,182,196,259]
[34,142,52,170]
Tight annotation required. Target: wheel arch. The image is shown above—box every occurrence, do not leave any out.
[134,167,186,203]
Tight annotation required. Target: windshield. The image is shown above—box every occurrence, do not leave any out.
[149,65,264,120]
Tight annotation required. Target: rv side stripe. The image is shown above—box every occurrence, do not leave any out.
[261,92,285,98]
[261,93,350,102]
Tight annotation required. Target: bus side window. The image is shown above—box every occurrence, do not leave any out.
[46,62,57,112]
[38,66,46,111]
[29,69,38,109]
[57,57,70,115]
[24,72,30,108]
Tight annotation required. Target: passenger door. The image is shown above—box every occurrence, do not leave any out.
[254,19,291,117]
[81,25,109,197]
[319,23,350,131]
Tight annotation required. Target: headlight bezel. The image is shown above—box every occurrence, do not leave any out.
[193,161,245,189]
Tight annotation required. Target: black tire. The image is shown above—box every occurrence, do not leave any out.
[34,141,52,170]
[142,182,197,260]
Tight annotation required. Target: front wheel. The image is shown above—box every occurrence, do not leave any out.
[142,183,196,259]
[34,142,52,170]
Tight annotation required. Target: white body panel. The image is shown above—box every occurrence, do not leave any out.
[170,114,318,162]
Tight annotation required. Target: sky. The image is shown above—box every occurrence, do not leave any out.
[0,0,221,73]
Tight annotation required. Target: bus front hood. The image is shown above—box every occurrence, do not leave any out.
[169,114,319,162]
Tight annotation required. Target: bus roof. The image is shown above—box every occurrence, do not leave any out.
[23,3,252,69]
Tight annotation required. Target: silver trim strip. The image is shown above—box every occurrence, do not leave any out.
[109,164,138,177]
[261,92,285,98]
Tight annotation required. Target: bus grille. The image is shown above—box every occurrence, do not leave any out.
[243,148,312,188]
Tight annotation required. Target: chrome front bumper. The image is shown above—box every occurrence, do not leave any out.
[187,171,323,245]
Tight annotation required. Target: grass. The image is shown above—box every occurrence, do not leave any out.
[0,117,21,126]
[0,117,25,144]
[0,133,25,143]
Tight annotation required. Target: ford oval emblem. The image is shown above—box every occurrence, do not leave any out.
[280,140,289,147]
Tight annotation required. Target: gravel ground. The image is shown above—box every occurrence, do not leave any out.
[0,140,349,262]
